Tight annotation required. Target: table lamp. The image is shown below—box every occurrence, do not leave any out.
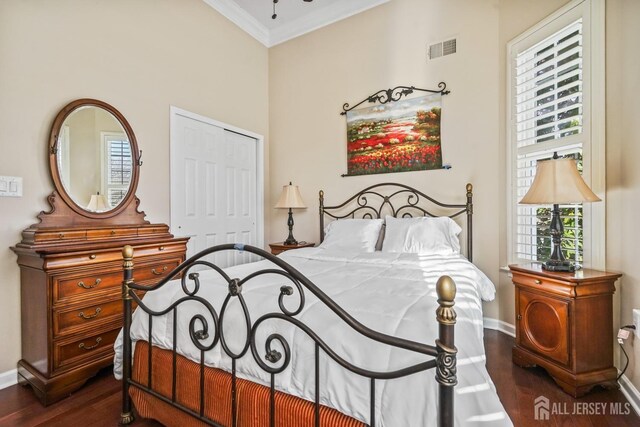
[275,182,307,245]
[86,192,110,212]
[519,153,600,272]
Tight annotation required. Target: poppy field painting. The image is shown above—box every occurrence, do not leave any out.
[345,93,442,176]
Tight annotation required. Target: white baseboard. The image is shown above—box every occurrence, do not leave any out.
[483,317,516,337]
[0,368,17,391]
[619,374,640,417]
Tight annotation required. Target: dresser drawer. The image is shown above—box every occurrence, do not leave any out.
[53,327,120,373]
[53,269,122,303]
[53,298,123,337]
[34,230,87,243]
[45,242,186,270]
[134,257,182,284]
[86,228,138,239]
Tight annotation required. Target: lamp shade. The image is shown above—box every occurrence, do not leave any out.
[87,193,110,211]
[275,183,306,209]
[520,157,601,205]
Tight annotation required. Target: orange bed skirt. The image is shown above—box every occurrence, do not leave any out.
[130,341,365,427]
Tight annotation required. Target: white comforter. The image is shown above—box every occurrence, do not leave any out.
[114,248,511,426]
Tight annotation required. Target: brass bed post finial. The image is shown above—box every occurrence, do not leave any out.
[436,275,457,325]
[122,245,134,299]
[120,245,135,425]
[319,190,325,243]
[435,275,457,427]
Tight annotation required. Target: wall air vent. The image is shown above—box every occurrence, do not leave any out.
[428,38,457,60]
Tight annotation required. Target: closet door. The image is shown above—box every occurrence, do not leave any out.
[171,113,258,268]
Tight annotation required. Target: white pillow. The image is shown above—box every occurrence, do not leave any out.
[381,216,462,255]
[319,219,384,253]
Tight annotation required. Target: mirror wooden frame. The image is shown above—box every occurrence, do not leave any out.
[48,98,141,219]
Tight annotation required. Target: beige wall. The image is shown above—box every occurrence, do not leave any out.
[0,0,269,373]
[606,0,640,390]
[269,0,502,318]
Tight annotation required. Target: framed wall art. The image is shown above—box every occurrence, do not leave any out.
[341,83,450,177]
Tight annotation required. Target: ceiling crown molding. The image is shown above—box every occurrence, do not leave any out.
[269,0,390,46]
[203,0,270,46]
[203,0,390,48]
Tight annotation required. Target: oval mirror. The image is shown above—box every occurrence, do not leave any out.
[49,99,139,218]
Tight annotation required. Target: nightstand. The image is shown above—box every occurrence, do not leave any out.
[510,263,622,397]
[269,241,314,255]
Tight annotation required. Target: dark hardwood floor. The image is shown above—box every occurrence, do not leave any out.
[484,329,639,427]
[0,330,638,426]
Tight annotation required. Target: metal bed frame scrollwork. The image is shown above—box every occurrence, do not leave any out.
[319,182,473,262]
[120,183,472,427]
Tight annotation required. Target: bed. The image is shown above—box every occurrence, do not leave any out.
[114,183,511,426]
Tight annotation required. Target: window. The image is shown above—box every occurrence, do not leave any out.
[102,133,132,208]
[507,0,605,268]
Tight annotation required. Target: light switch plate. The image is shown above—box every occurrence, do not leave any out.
[634,309,640,338]
[0,176,22,197]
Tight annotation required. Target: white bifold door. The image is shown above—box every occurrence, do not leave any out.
[171,112,259,268]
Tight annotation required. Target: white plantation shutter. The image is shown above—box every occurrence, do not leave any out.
[515,19,583,150]
[508,0,604,267]
[104,137,132,207]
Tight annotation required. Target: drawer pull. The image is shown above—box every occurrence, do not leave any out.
[159,246,165,251]
[78,337,102,351]
[78,307,102,320]
[517,314,522,320]
[110,230,116,236]
[152,266,168,276]
[89,254,97,260]
[58,233,65,239]
[77,278,102,289]
[534,279,542,285]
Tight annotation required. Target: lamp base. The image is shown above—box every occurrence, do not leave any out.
[283,238,298,246]
[542,259,576,272]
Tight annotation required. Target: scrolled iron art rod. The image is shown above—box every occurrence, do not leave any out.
[340,82,450,116]
[120,243,458,427]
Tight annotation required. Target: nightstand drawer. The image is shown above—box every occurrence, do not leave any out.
[511,271,573,297]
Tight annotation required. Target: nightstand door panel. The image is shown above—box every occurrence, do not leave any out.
[518,289,570,366]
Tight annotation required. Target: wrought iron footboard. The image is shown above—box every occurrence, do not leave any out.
[119,244,458,427]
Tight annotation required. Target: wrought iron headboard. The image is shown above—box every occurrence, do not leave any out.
[319,183,474,262]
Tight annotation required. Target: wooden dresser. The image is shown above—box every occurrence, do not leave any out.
[11,99,188,405]
[13,220,187,405]
[510,263,622,397]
